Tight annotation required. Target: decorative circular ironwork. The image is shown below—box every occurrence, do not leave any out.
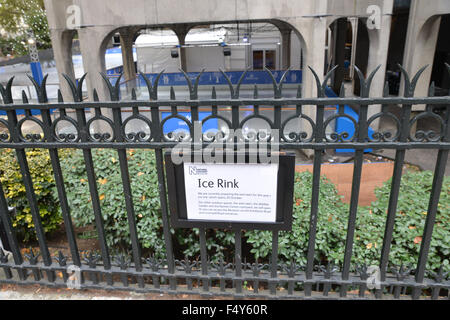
[17,116,45,142]
[409,111,444,142]
[160,114,193,142]
[51,116,80,142]
[281,114,315,143]
[86,115,115,142]
[239,114,274,142]
[367,111,401,142]
[0,118,11,142]
[201,114,231,142]
[122,114,153,142]
[323,114,358,142]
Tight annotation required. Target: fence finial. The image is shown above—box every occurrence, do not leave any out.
[219,68,249,99]
[100,72,122,101]
[62,73,86,102]
[57,89,64,103]
[27,74,48,103]
[179,68,204,100]
[308,65,338,97]
[397,64,428,97]
[0,76,14,104]
[383,81,389,97]
[92,88,99,102]
[296,84,302,98]
[21,90,28,104]
[253,85,258,99]
[354,64,381,98]
[139,70,164,100]
[264,67,291,99]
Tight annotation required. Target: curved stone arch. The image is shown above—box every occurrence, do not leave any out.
[76,25,118,101]
[324,16,353,92]
[401,0,450,100]
[74,13,312,101]
[323,16,371,93]
[404,14,442,97]
[270,18,308,72]
[95,18,309,75]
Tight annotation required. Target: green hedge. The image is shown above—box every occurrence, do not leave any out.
[61,148,166,257]
[59,148,449,272]
[0,148,64,241]
[355,171,450,271]
[246,172,349,265]
[247,170,450,272]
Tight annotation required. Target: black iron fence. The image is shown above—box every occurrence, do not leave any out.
[0,65,448,299]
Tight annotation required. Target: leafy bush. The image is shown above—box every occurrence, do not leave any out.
[246,171,349,266]
[354,171,450,271]
[59,148,449,272]
[0,148,64,241]
[61,148,165,256]
[246,170,450,272]
[175,227,236,261]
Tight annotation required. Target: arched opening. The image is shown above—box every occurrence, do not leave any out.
[125,21,305,98]
[430,13,450,96]
[94,21,305,140]
[327,17,370,96]
[327,17,353,94]
[385,1,411,95]
[353,19,370,96]
[135,28,180,73]
[48,29,88,102]
[99,26,143,99]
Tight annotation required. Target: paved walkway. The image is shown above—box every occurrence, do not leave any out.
[372,148,450,176]
[371,104,450,176]
[0,284,208,300]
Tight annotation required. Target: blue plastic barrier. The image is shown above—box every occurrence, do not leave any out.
[325,86,373,153]
[106,69,302,87]
[161,111,218,135]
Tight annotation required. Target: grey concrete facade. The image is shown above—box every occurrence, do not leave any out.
[44,0,392,105]
[42,0,401,144]
[401,0,450,110]
[43,0,450,124]
[45,0,450,104]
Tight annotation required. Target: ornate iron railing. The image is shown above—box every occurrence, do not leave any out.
[0,65,448,299]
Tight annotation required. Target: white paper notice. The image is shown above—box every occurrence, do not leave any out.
[183,163,279,223]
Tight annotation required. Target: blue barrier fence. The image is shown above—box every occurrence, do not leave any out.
[325,86,374,153]
[107,69,303,87]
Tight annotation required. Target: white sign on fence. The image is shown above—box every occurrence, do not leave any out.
[183,162,279,223]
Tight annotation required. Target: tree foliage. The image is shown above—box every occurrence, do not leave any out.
[60,148,449,272]
[0,148,65,241]
[0,0,51,56]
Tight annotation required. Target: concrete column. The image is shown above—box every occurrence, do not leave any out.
[280,29,291,69]
[366,0,394,130]
[119,30,137,82]
[173,25,190,72]
[119,28,138,95]
[288,1,328,157]
[300,18,327,98]
[402,10,441,108]
[77,26,116,128]
[77,26,113,102]
[50,29,77,101]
